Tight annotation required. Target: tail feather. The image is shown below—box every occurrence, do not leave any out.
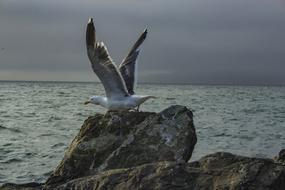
[139,95,157,104]
[144,95,157,99]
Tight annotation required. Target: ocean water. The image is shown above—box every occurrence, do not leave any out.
[0,81,284,185]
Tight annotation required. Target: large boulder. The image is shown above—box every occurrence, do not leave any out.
[45,105,197,188]
[1,105,285,190]
[45,152,285,190]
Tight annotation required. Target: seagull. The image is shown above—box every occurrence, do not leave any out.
[84,18,155,111]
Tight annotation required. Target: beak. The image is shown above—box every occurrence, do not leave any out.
[84,101,91,105]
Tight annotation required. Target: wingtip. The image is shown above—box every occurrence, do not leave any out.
[143,28,148,34]
[142,28,148,39]
[86,17,96,47]
[88,17,93,24]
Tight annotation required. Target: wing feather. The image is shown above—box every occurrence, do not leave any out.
[86,18,129,99]
[119,29,147,95]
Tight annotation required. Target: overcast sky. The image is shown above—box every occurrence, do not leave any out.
[0,0,285,85]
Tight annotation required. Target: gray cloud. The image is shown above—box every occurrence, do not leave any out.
[0,0,285,85]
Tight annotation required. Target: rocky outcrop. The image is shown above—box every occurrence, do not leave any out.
[2,152,285,190]
[0,182,42,190]
[45,105,197,188]
[46,152,285,190]
[1,105,285,190]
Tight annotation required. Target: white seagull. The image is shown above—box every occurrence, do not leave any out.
[84,18,155,111]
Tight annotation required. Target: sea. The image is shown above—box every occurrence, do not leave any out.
[0,81,284,185]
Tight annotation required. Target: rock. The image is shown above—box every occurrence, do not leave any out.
[194,152,285,190]
[44,152,285,190]
[275,149,285,164]
[3,104,284,190]
[0,182,42,190]
[279,149,285,161]
[279,149,285,158]
[45,105,197,188]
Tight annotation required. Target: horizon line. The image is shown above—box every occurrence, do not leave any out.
[0,80,284,87]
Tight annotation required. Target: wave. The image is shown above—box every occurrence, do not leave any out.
[0,125,22,133]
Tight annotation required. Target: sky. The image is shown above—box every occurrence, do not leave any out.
[0,0,285,85]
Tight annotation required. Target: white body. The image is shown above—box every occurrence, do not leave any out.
[90,95,154,111]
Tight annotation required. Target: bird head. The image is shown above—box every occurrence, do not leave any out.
[84,96,100,105]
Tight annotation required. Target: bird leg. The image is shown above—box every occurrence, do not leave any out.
[136,105,140,112]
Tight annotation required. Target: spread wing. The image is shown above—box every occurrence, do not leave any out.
[86,18,129,99]
[119,29,147,95]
